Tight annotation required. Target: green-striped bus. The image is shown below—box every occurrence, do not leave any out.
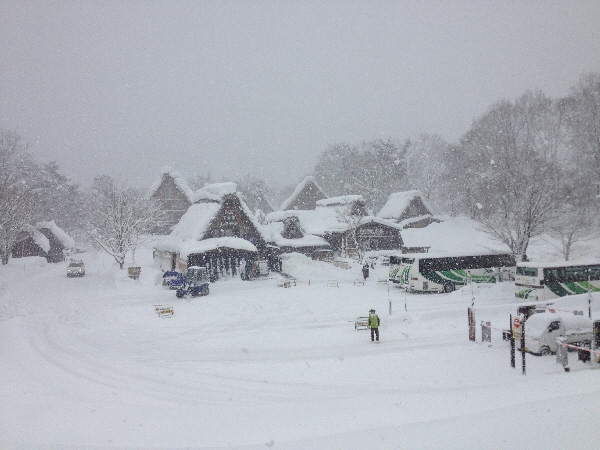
[515,260,600,301]
[389,252,516,293]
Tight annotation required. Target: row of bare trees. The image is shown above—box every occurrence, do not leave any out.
[309,73,600,260]
[0,131,163,266]
[2,72,598,264]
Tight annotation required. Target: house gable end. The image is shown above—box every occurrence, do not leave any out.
[398,197,432,222]
[204,195,267,248]
[280,176,328,211]
[282,217,304,239]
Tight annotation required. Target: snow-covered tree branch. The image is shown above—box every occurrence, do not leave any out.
[86,176,164,269]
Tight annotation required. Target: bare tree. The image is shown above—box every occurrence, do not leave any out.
[0,130,36,264]
[86,176,164,269]
[564,73,600,198]
[405,134,449,212]
[546,204,599,260]
[459,91,568,260]
[314,139,405,212]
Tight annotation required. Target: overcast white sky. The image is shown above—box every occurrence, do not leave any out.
[1,1,599,189]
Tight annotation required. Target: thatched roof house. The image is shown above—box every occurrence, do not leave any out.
[12,221,74,263]
[154,183,277,279]
[377,190,442,229]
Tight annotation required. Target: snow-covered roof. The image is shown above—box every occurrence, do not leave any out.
[22,224,50,253]
[526,312,592,335]
[155,183,269,255]
[193,182,238,203]
[358,216,404,231]
[37,221,75,249]
[179,237,258,259]
[516,259,600,269]
[266,208,349,236]
[279,176,328,211]
[261,221,330,249]
[316,195,363,208]
[400,217,510,254]
[162,202,222,244]
[148,166,195,203]
[377,190,434,220]
[397,214,442,229]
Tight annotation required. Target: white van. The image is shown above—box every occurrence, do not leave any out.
[521,312,592,356]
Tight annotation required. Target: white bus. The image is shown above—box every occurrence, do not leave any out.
[389,252,516,293]
[515,260,600,301]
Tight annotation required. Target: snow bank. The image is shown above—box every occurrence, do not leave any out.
[401,216,509,254]
[281,252,359,282]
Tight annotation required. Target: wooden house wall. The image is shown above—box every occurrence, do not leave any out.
[12,237,45,259]
[402,216,441,229]
[204,196,266,251]
[282,218,303,239]
[286,183,327,210]
[11,229,66,263]
[350,201,368,217]
[354,222,403,251]
[40,228,67,262]
[398,197,431,222]
[152,176,191,233]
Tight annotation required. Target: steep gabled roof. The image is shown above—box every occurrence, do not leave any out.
[266,209,348,236]
[316,194,367,217]
[155,183,269,258]
[279,176,328,211]
[357,216,404,231]
[193,182,238,203]
[148,166,195,203]
[377,190,434,222]
[37,221,75,249]
[316,195,363,208]
[261,221,330,249]
[20,224,50,253]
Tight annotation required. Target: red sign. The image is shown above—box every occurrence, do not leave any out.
[513,317,521,329]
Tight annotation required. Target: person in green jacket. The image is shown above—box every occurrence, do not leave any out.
[368,309,380,341]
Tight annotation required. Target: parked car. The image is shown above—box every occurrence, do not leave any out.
[67,260,85,277]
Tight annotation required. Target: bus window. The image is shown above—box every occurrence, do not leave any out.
[389,256,402,265]
[516,266,538,277]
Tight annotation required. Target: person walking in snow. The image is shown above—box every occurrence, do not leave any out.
[368,309,380,341]
[362,264,370,281]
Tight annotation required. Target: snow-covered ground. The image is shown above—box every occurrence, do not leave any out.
[2,223,600,449]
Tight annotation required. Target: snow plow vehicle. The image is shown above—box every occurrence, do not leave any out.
[176,266,210,298]
[162,271,184,290]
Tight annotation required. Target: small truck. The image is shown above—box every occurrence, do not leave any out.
[519,312,592,356]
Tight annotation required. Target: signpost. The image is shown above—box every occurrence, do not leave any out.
[468,307,476,342]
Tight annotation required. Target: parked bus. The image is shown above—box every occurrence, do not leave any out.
[389,252,516,293]
[388,255,413,285]
[515,260,600,301]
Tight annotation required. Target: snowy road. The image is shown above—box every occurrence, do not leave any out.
[1,253,600,449]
